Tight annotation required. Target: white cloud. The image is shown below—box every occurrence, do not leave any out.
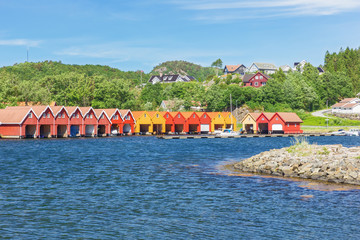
[0,39,42,47]
[171,0,360,21]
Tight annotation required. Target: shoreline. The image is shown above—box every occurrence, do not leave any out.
[228,143,360,186]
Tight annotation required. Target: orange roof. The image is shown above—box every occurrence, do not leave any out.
[94,109,106,118]
[343,103,360,108]
[261,112,275,120]
[207,112,223,119]
[78,107,93,116]
[50,106,65,116]
[101,108,118,119]
[181,112,194,119]
[276,112,303,123]
[118,109,131,118]
[169,112,181,118]
[249,112,261,120]
[0,108,35,124]
[131,111,146,120]
[225,65,241,72]
[147,111,161,118]
[221,112,233,118]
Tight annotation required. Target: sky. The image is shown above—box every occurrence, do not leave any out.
[0,0,360,73]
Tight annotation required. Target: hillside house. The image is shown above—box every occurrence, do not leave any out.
[148,75,195,84]
[331,98,360,114]
[248,62,277,75]
[242,72,271,88]
[223,64,247,75]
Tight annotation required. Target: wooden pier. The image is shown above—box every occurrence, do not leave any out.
[157,133,345,139]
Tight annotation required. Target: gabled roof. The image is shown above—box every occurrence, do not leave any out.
[119,109,133,120]
[131,111,146,120]
[65,106,82,116]
[147,111,163,119]
[78,107,95,118]
[169,111,183,118]
[5,105,53,118]
[50,106,67,116]
[331,102,347,108]
[276,112,303,123]
[342,103,360,109]
[207,112,224,119]
[224,64,245,72]
[181,112,195,119]
[340,98,358,103]
[149,75,195,83]
[0,108,36,124]
[252,62,277,70]
[101,108,119,119]
[241,112,261,122]
[221,112,233,118]
[242,72,271,83]
[94,109,111,121]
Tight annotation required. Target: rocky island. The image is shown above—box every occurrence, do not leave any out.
[231,139,360,185]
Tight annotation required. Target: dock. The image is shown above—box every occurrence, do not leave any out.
[157,133,345,139]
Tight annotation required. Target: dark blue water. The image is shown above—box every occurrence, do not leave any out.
[1,136,360,239]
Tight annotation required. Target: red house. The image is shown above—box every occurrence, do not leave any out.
[197,112,211,133]
[119,109,135,135]
[269,112,303,134]
[0,107,38,138]
[162,111,175,133]
[29,106,55,138]
[170,112,186,133]
[66,106,83,137]
[256,112,275,134]
[94,109,112,136]
[183,112,201,133]
[243,72,270,88]
[51,106,70,138]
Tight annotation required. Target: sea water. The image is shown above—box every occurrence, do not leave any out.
[0,136,359,239]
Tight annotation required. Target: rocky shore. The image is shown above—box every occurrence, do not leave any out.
[232,143,360,185]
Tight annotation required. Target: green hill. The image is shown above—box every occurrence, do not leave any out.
[151,60,216,81]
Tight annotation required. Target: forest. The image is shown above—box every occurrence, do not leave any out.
[0,47,359,114]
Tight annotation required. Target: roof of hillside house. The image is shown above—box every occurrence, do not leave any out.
[331,102,347,108]
[242,72,271,83]
[279,65,292,72]
[161,100,176,109]
[148,74,195,84]
[224,64,246,72]
[342,103,360,109]
[253,62,277,70]
[0,108,35,124]
[277,112,303,123]
[340,98,358,103]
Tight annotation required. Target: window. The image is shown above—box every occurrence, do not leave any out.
[58,113,61,118]
[262,82,266,86]
[248,118,250,121]
[255,82,258,86]
[62,113,65,118]
[255,76,259,79]
[144,114,147,117]
[260,76,263,79]
[276,117,278,120]
[156,114,159,118]
[47,113,50,118]
[90,114,93,119]
[43,113,47,118]
[101,115,104,119]
[218,114,220,118]
[28,113,32,118]
[262,117,264,121]
[295,123,297,127]
[193,114,195,118]
[178,114,180,118]
[204,114,206,118]
[126,115,130,120]
[86,114,89,119]
[166,114,169,118]
[287,123,289,127]
[76,114,79,118]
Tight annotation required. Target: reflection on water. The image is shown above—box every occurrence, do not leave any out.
[0,136,360,239]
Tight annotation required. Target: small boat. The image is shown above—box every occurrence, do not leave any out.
[216,128,240,136]
[345,129,360,136]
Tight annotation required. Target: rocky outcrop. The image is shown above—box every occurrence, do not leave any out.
[232,144,360,185]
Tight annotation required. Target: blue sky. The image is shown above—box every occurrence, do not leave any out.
[0,0,360,72]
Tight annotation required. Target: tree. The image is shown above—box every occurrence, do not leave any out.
[211,58,223,76]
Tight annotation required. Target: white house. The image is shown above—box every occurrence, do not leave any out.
[248,62,278,75]
[331,98,360,114]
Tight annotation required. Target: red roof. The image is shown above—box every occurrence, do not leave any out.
[276,112,303,123]
[0,108,35,124]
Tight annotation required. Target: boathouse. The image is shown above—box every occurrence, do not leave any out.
[183,112,201,133]
[170,112,186,133]
[222,112,237,131]
[162,111,175,133]
[102,109,122,135]
[197,112,211,133]
[66,106,83,137]
[79,107,98,137]
[0,108,38,138]
[256,112,274,134]
[208,112,226,131]
[51,106,70,138]
[269,112,303,134]
[119,109,134,134]
[94,109,112,136]
[241,113,261,134]
[148,111,165,134]
[133,111,152,134]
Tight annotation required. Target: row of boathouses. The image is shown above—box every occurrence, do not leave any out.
[0,106,237,138]
[0,105,303,138]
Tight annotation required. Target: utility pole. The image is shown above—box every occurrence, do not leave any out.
[26,47,29,62]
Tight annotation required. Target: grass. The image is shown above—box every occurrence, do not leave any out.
[317,147,330,155]
[287,137,314,156]
[302,115,360,126]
